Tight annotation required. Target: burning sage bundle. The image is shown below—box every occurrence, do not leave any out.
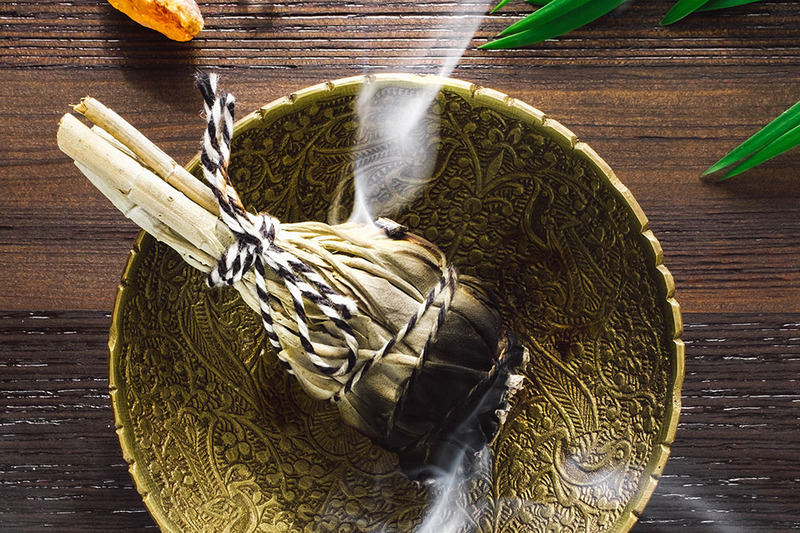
[57,74,527,480]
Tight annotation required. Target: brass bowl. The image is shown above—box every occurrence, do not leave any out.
[110,74,683,533]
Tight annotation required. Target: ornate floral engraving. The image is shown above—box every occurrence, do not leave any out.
[111,79,680,533]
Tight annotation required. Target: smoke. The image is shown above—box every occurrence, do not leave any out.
[416,448,490,533]
[338,0,492,226]
[336,4,495,532]
[410,360,519,533]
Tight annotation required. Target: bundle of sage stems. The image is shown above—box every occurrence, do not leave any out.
[56,90,526,479]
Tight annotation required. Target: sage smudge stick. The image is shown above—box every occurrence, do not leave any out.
[57,75,528,479]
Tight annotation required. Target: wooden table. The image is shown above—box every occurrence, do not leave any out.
[2,1,800,531]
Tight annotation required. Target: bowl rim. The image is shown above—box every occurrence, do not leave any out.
[109,73,684,533]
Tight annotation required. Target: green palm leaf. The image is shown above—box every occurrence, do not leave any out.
[491,0,551,14]
[481,0,628,50]
[498,0,595,37]
[491,0,516,13]
[489,0,552,13]
[695,0,764,12]
[661,0,713,25]
[704,100,800,178]
[721,124,800,180]
[488,0,767,50]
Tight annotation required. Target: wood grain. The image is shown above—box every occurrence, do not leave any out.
[0,311,157,531]
[1,1,799,68]
[2,0,800,530]
[638,316,800,532]
[1,311,798,531]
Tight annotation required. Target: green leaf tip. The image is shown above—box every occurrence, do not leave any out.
[491,0,515,14]
[661,0,713,25]
[498,0,593,37]
[704,100,800,178]
[703,158,732,176]
[486,0,627,49]
[721,123,800,179]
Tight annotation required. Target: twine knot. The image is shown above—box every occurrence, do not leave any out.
[208,213,280,288]
[197,73,359,378]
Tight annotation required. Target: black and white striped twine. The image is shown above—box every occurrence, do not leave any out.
[196,73,456,395]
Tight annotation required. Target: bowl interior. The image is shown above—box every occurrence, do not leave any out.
[110,74,683,533]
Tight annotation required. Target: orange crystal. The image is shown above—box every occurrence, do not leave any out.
[108,0,204,41]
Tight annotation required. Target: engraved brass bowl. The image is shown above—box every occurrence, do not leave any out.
[110,74,683,533]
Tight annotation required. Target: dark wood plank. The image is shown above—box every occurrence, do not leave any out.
[1,311,798,531]
[1,1,799,68]
[637,316,800,532]
[0,311,159,531]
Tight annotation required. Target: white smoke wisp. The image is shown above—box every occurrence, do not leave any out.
[341,0,492,226]
[416,448,490,533]
[339,2,499,530]
[554,446,751,532]
[411,366,514,533]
